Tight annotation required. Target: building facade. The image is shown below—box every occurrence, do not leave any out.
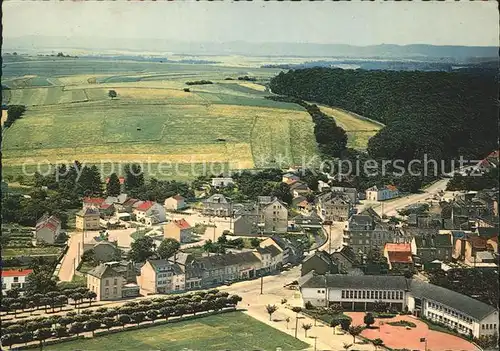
[35,214,61,244]
[365,185,399,201]
[317,192,352,222]
[163,218,192,243]
[164,194,186,211]
[140,260,185,295]
[260,198,288,233]
[76,208,101,231]
[2,269,33,294]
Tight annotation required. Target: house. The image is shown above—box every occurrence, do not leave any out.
[330,186,358,204]
[260,198,288,233]
[453,235,497,267]
[365,185,399,201]
[211,177,234,189]
[99,203,115,217]
[282,173,300,184]
[2,269,33,294]
[164,194,187,211]
[133,201,166,224]
[197,251,262,286]
[75,207,101,231]
[331,246,359,273]
[293,197,312,215]
[87,261,139,301]
[344,216,398,254]
[168,252,203,290]
[202,194,232,217]
[408,279,498,339]
[411,234,453,264]
[83,240,121,263]
[292,211,322,230]
[35,214,62,244]
[317,192,352,222]
[105,176,125,193]
[301,250,339,276]
[261,235,303,265]
[118,198,140,213]
[139,259,185,294]
[383,243,413,271]
[232,212,259,236]
[163,219,192,243]
[299,273,409,310]
[289,181,310,198]
[254,245,283,273]
[83,197,106,209]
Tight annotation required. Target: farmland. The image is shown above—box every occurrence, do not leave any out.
[2,56,377,179]
[46,312,309,351]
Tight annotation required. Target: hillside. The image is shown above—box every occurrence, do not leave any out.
[269,68,498,162]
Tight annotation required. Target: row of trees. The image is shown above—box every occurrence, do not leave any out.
[1,290,242,349]
[266,96,347,158]
[270,68,498,165]
[2,286,96,316]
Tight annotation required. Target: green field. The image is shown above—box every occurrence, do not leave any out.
[2,57,377,179]
[2,246,63,258]
[46,312,309,351]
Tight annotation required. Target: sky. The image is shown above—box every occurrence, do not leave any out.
[2,1,498,47]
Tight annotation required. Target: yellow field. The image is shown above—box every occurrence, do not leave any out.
[1,110,7,127]
[237,82,267,91]
[318,105,383,150]
[206,104,310,121]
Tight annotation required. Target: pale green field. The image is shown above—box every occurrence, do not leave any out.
[1,58,376,179]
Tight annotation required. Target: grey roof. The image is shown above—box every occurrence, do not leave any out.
[414,234,452,249]
[300,274,409,290]
[410,279,497,320]
[303,250,333,266]
[204,194,230,204]
[147,260,183,275]
[318,192,351,205]
[87,264,122,279]
[77,207,100,216]
[197,251,261,269]
[290,181,309,191]
[349,215,373,226]
[359,208,382,222]
[331,246,359,265]
[257,245,281,257]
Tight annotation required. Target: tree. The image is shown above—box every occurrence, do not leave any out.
[272,182,293,205]
[25,269,57,295]
[103,317,116,330]
[27,300,36,315]
[285,317,291,329]
[265,304,278,321]
[302,323,312,337]
[1,334,18,350]
[5,288,20,299]
[108,90,117,99]
[68,322,85,336]
[157,238,180,259]
[131,311,145,326]
[85,291,97,307]
[146,309,159,322]
[128,236,155,262]
[373,301,389,313]
[56,295,67,312]
[47,291,59,313]
[159,307,172,321]
[10,302,22,317]
[330,319,340,334]
[34,328,53,350]
[250,237,261,248]
[20,331,33,346]
[70,292,83,309]
[85,319,101,337]
[348,325,363,344]
[54,326,67,339]
[363,312,375,328]
[328,303,343,315]
[124,163,144,192]
[340,318,351,331]
[372,338,384,350]
[106,173,121,196]
[118,314,131,329]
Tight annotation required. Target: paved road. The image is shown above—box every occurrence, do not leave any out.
[360,178,450,218]
[58,232,84,282]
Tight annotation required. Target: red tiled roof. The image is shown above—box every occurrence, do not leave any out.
[136,200,154,211]
[384,243,411,252]
[297,200,309,208]
[172,218,191,230]
[36,214,60,232]
[83,197,105,205]
[124,198,139,206]
[105,176,125,184]
[100,203,113,210]
[172,194,185,201]
[385,185,398,192]
[3,269,33,277]
[284,179,298,185]
[388,251,413,263]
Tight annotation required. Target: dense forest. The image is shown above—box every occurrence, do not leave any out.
[270,68,498,163]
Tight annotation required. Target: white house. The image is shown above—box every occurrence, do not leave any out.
[211,177,234,188]
[164,194,186,211]
[2,269,33,294]
[365,185,399,201]
[133,201,166,224]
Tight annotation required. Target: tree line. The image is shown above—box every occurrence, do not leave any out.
[1,290,242,349]
[3,105,26,128]
[269,68,498,163]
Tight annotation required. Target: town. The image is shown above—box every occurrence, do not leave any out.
[1,157,498,350]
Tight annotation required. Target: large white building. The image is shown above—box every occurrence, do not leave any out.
[299,273,498,339]
[365,185,399,201]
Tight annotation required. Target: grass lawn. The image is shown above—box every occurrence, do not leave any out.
[46,311,309,351]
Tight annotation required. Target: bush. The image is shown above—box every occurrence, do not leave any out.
[387,320,416,328]
[305,301,314,310]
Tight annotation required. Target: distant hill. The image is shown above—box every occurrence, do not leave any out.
[3,36,498,63]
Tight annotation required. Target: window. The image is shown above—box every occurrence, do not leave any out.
[370,291,374,299]
[362,291,366,299]
[114,278,118,285]
[105,279,109,286]
[113,287,117,294]
[349,291,353,298]
[354,291,358,299]
[391,291,395,300]
[317,290,321,293]
[342,290,345,298]
[105,288,109,295]
[13,277,19,282]
[375,291,379,299]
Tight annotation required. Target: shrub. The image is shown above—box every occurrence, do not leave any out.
[305,301,314,310]
[387,320,416,328]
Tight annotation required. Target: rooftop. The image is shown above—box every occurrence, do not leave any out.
[385,243,411,252]
[388,251,413,263]
[171,218,191,230]
[3,269,33,277]
[410,279,497,320]
[300,274,409,290]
